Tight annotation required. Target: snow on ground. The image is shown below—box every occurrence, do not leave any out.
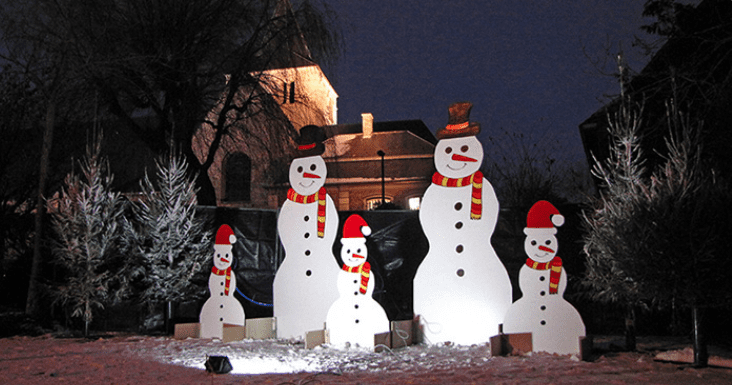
[140,335,496,375]
[3,333,732,384]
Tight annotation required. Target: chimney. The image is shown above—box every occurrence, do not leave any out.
[361,113,373,138]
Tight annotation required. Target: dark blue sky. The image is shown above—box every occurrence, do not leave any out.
[327,1,655,168]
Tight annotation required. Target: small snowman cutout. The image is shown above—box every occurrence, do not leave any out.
[326,214,390,349]
[413,101,512,345]
[199,224,246,339]
[502,201,586,355]
[273,125,341,340]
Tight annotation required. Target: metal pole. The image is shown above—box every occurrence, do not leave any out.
[377,150,385,204]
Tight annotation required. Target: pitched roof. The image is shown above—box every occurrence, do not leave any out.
[252,0,316,71]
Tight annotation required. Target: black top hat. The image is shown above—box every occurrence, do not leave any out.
[436,102,481,139]
[295,125,326,157]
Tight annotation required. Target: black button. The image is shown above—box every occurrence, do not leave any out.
[539,276,545,281]
[540,305,546,311]
[305,250,311,256]
[540,320,546,325]
[304,232,310,238]
[455,202,463,211]
[355,304,359,309]
[306,270,312,276]
[455,222,463,229]
[540,291,546,296]
[456,245,464,253]
[457,269,465,277]
[304,215,310,221]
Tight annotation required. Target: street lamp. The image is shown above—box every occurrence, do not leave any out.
[377,150,385,205]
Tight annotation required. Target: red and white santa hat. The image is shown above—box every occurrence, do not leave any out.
[215,224,237,245]
[526,200,564,229]
[342,214,371,239]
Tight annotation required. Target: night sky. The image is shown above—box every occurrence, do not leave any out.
[327,1,655,168]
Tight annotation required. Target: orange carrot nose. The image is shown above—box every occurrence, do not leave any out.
[303,172,321,179]
[352,254,365,259]
[452,154,477,162]
[220,257,230,263]
[538,245,554,253]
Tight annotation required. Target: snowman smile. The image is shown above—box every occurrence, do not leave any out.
[446,162,467,171]
[299,180,315,188]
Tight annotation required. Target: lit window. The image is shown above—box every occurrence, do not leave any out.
[408,197,421,210]
[366,197,391,210]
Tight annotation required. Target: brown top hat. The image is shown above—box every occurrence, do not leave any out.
[296,125,326,157]
[436,101,481,139]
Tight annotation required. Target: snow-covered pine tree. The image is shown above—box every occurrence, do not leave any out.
[51,138,125,336]
[126,152,212,328]
[581,62,650,350]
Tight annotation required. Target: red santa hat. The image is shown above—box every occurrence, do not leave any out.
[526,200,564,229]
[215,224,237,245]
[342,214,371,239]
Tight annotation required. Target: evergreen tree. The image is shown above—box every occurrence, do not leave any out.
[583,66,732,365]
[125,152,212,328]
[50,138,125,336]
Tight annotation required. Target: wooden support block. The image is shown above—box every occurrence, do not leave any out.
[412,315,424,344]
[390,320,414,349]
[174,323,200,340]
[306,329,326,349]
[374,332,391,352]
[245,317,277,340]
[222,324,246,343]
[579,335,593,361]
[490,333,533,356]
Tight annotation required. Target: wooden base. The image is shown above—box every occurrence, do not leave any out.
[174,317,276,342]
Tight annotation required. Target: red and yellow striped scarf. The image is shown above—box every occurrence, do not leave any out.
[342,261,371,295]
[211,266,232,296]
[432,171,483,220]
[287,187,326,238]
[526,256,562,294]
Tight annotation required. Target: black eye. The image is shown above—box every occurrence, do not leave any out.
[310,164,316,171]
[545,240,551,245]
[531,240,537,246]
[445,147,452,154]
[216,253,221,258]
[357,248,362,254]
[461,145,469,152]
[297,166,303,173]
[346,249,351,254]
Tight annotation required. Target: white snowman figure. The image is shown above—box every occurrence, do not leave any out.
[413,102,512,345]
[199,224,246,339]
[502,200,586,355]
[326,214,390,349]
[274,125,340,340]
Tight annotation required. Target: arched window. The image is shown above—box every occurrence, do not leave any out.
[224,152,251,202]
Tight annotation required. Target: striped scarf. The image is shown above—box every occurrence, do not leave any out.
[432,171,483,220]
[211,266,232,296]
[287,187,327,238]
[342,261,371,295]
[526,256,562,294]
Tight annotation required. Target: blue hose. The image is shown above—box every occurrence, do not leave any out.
[235,287,273,307]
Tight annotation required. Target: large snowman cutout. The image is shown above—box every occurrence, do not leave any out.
[413,102,512,345]
[502,200,586,355]
[326,215,390,349]
[274,125,340,340]
[199,224,246,339]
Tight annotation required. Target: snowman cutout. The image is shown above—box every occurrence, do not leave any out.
[326,215,390,349]
[199,224,246,339]
[413,102,512,345]
[273,125,341,340]
[502,200,586,355]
